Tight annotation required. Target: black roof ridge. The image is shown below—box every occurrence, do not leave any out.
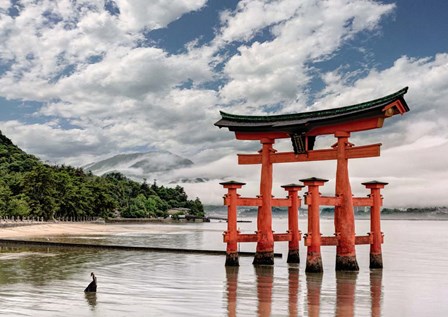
[218,87,408,124]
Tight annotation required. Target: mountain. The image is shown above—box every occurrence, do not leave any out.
[84,151,194,179]
[0,131,40,173]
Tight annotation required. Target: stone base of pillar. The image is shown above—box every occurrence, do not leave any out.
[335,255,359,271]
[253,251,274,265]
[225,252,239,266]
[287,249,300,264]
[306,252,323,273]
[369,253,383,269]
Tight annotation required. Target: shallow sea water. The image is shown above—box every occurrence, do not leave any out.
[0,217,447,316]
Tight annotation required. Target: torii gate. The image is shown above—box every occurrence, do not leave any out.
[215,87,410,271]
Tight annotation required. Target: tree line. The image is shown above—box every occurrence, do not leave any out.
[0,131,204,220]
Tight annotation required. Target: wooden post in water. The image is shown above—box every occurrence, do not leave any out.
[221,181,245,266]
[301,177,327,273]
[253,138,275,265]
[334,132,359,271]
[363,181,387,269]
[281,184,304,263]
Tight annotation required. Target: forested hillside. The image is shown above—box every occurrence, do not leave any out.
[0,131,204,220]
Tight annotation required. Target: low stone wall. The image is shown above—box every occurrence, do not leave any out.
[0,238,283,258]
[0,216,209,227]
[105,217,209,224]
[0,216,103,227]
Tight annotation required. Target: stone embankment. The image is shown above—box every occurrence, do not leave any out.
[0,215,210,228]
[0,216,102,228]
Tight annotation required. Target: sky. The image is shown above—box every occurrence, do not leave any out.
[0,0,448,207]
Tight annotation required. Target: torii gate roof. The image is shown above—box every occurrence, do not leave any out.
[215,87,409,138]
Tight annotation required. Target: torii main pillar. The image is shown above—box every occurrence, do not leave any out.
[334,131,359,271]
[253,138,275,265]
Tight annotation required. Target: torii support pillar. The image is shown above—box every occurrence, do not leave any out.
[221,181,246,266]
[253,138,275,265]
[334,132,359,271]
[281,184,304,263]
[363,181,388,269]
[301,177,328,273]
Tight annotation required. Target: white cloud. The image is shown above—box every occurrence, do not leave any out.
[0,0,10,10]
[0,1,136,100]
[0,0,210,101]
[216,0,394,109]
[0,120,109,164]
[48,46,213,104]
[115,0,207,31]
[218,0,301,43]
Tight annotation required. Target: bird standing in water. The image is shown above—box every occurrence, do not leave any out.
[84,272,97,292]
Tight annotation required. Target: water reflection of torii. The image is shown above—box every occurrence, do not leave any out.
[225,268,383,317]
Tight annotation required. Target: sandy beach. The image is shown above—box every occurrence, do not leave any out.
[0,222,175,239]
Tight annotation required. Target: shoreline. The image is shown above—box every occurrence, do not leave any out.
[0,222,182,239]
[2,214,447,240]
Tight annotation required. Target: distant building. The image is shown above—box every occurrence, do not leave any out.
[167,208,190,216]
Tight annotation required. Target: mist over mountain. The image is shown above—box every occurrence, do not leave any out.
[84,151,195,181]
[169,177,209,184]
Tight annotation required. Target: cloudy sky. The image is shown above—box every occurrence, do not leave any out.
[0,0,448,207]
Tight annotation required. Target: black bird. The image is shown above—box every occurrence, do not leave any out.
[84,272,97,292]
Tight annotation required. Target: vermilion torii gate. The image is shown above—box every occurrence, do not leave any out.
[215,87,410,270]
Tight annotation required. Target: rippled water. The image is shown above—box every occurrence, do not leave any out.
[1,217,448,316]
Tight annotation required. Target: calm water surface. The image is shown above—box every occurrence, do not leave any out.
[0,217,448,316]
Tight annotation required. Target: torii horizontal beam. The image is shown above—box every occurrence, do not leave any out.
[238,143,381,165]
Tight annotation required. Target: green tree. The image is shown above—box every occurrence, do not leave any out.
[22,165,58,220]
[121,194,146,218]
[8,194,30,217]
[147,195,169,216]
[0,183,12,216]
